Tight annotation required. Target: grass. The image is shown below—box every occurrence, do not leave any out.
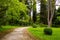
[28,27,60,40]
[0,25,19,38]
[0,25,19,32]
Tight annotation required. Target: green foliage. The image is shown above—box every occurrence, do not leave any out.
[33,0,36,11]
[40,23,47,27]
[57,7,60,13]
[0,25,19,32]
[32,23,47,28]
[57,16,60,21]
[0,6,8,26]
[52,7,60,27]
[57,7,60,22]
[32,24,38,28]
[0,0,29,26]
[36,14,40,24]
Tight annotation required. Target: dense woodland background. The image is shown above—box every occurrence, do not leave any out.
[0,0,60,27]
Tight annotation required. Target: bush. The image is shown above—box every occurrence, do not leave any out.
[32,24,38,28]
[44,28,52,35]
[40,23,47,27]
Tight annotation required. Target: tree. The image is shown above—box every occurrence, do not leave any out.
[53,7,60,27]
[27,0,37,23]
[0,6,8,27]
[47,0,55,27]
[40,0,47,24]
[33,0,37,23]
[42,0,55,35]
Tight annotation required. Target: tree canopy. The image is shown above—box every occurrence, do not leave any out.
[0,0,29,25]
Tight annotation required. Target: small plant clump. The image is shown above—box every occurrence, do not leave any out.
[44,28,52,35]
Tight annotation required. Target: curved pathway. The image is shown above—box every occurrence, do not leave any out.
[0,27,35,40]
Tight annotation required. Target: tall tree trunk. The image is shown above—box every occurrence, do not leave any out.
[27,0,33,23]
[33,0,37,23]
[47,0,55,27]
[28,0,36,23]
[40,0,47,24]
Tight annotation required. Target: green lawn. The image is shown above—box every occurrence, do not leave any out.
[28,27,60,40]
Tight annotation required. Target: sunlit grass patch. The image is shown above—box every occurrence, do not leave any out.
[28,27,60,40]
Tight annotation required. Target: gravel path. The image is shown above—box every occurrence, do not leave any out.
[0,27,35,40]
